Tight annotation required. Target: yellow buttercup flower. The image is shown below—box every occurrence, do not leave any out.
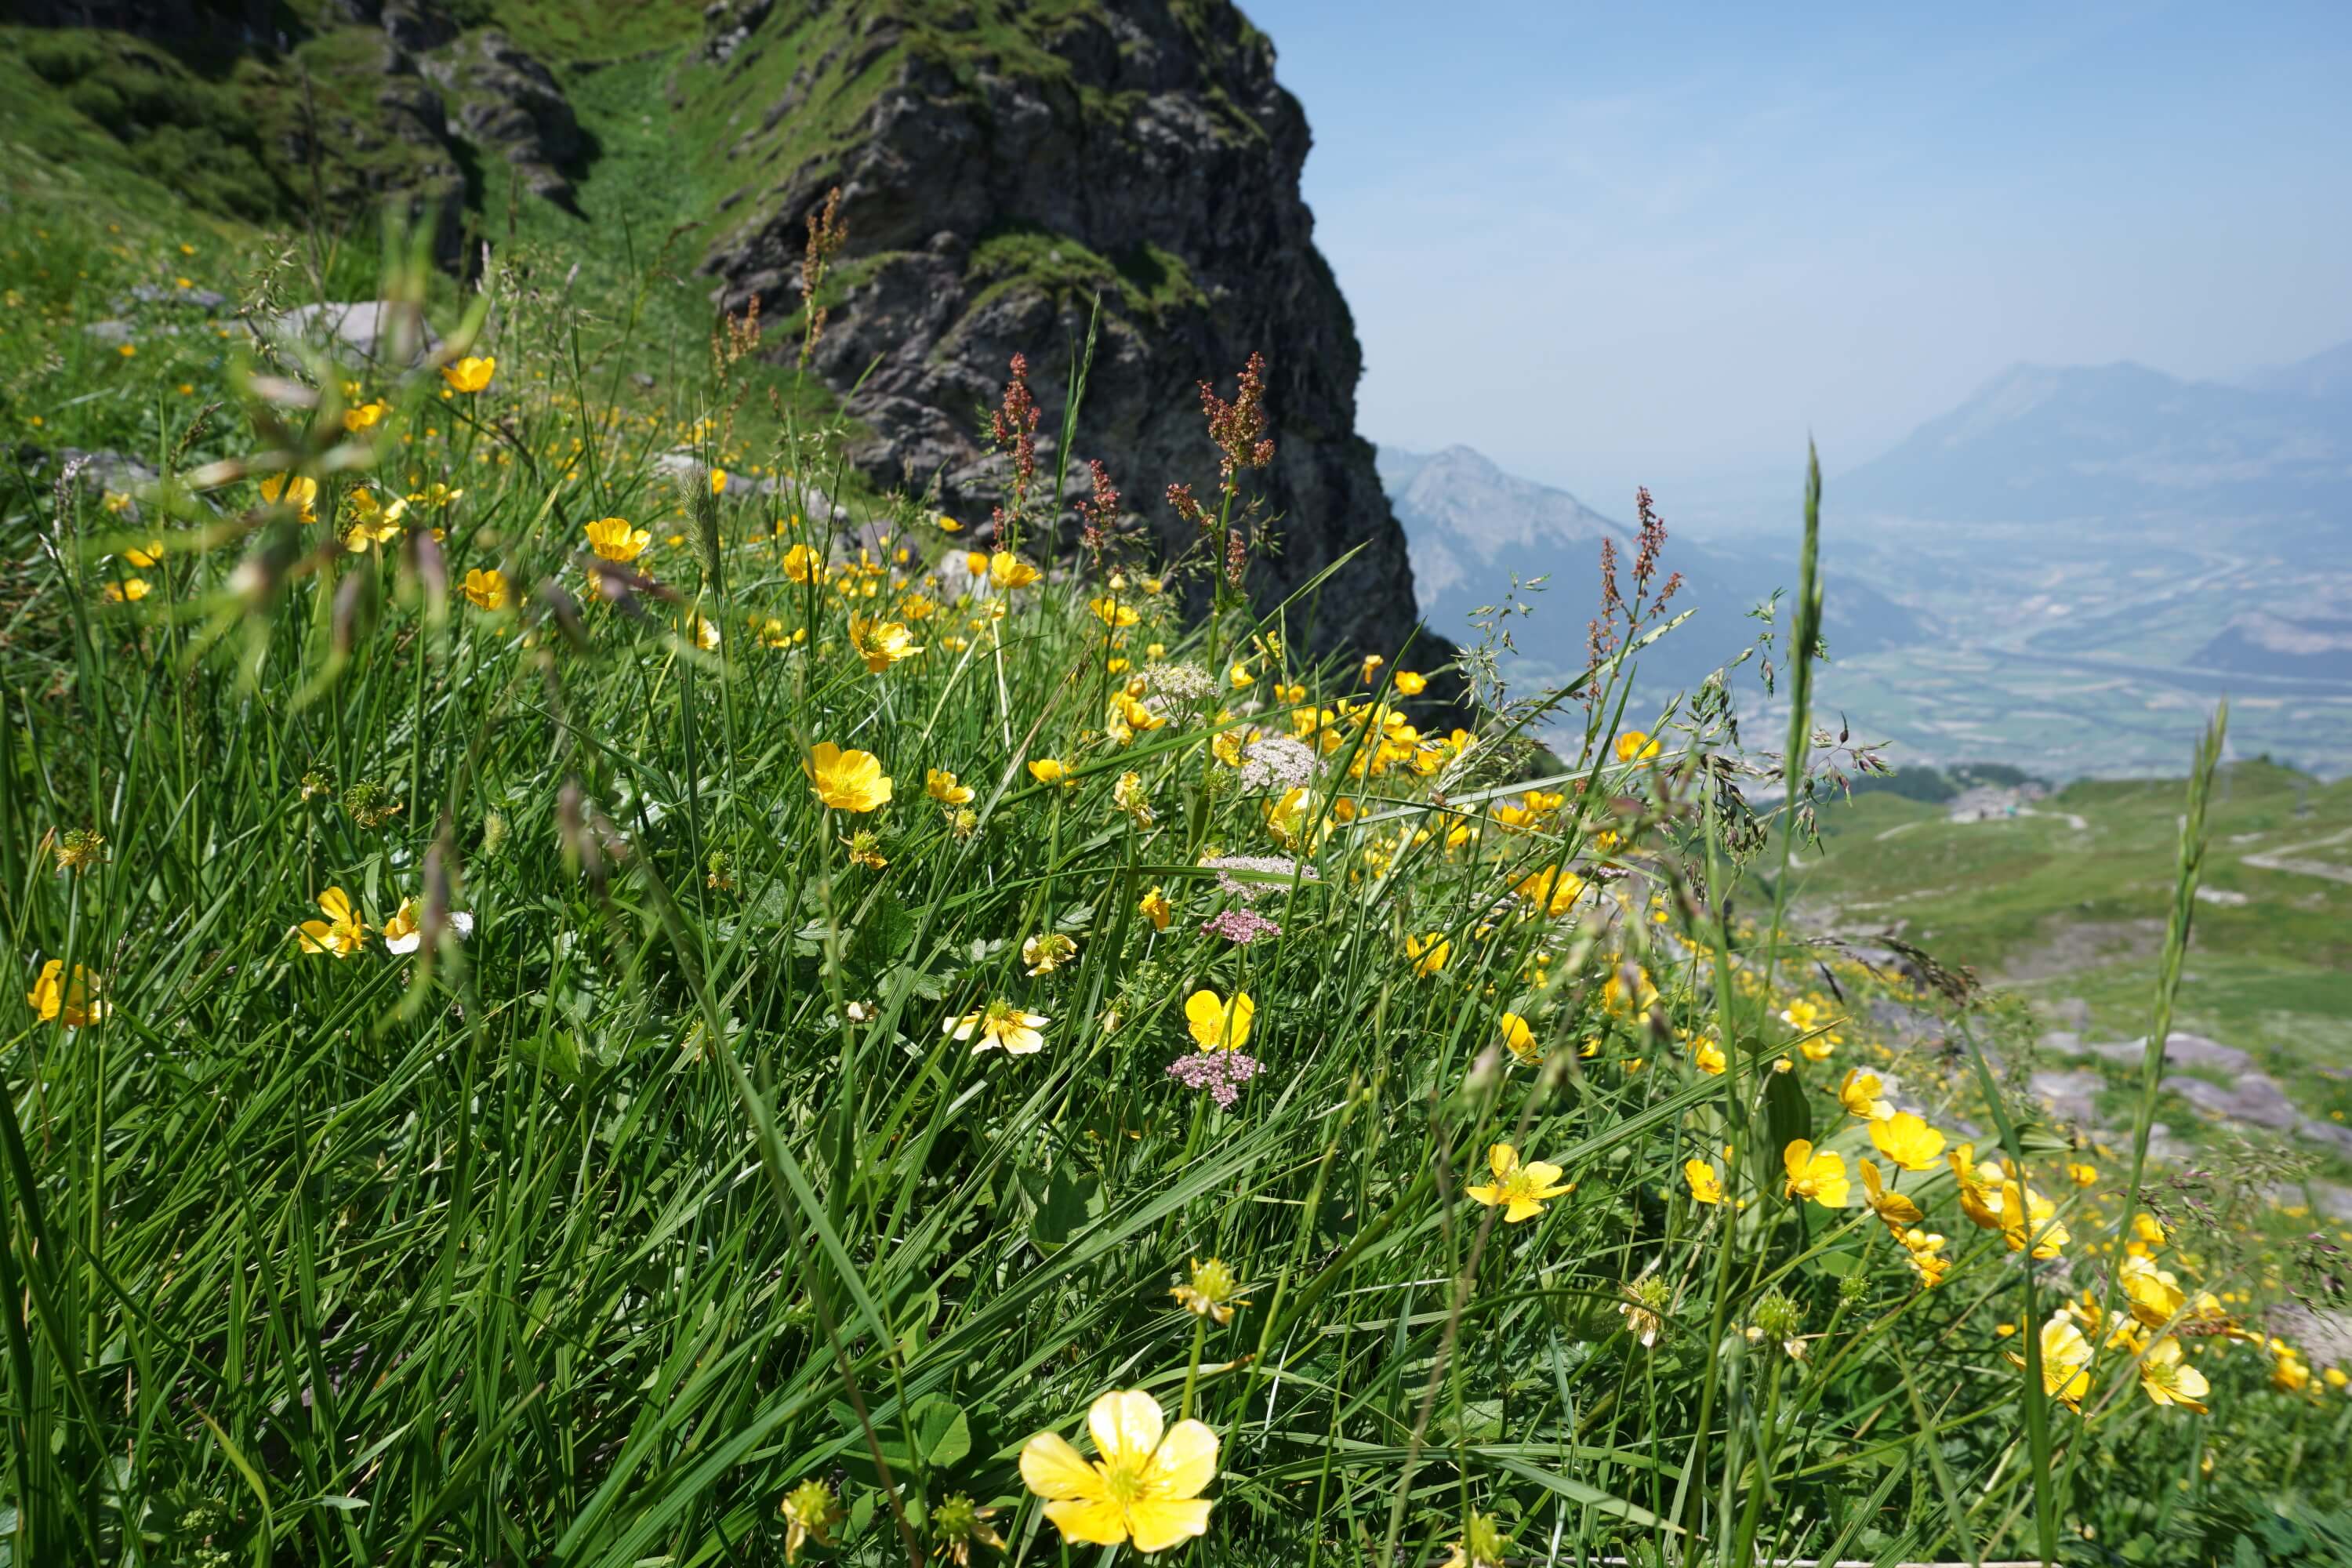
[1859,1158,1924,1232]
[926,768,975,805]
[1690,1037,1726,1075]
[2138,1336,2210,1413]
[781,542,824,584]
[848,614,922,672]
[1022,932,1078,975]
[1838,1067,1893,1120]
[1227,662,1254,688]
[2067,1160,2100,1186]
[27,959,106,1025]
[1497,1011,1540,1065]
[1020,1388,1218,1554]
[946,999,1049,1055]
[1950,1144,2005,1232]
[1515,866,1584,918]
[258,473,318,522]
[1404,931,1450,976]
[294,887,368,958]
[1465,1142,1573,1222]
[1867,1112,1946,1172]
[1614,729,1661,764]
[1781,1140,1849,1208]
[462,568,510,611]
[585,517,649,562]
[1185,988,1254,1053]
[1900,1227,1951,1288]
[805,742,891,811]
[441,354,495,393]
[988,551,1041,589]
[341,399,390,433]
[103,578,151,603]
[1090,595,1140,627]
[1359,654,1384,683]
[2121,1252,2187,1328]
[1029,757,1073,787]
[708,467,728,495]
[1393,670,1427,695]
[1997,1179,2070,1259]
[2010,1312,2093,1412]
[1684,1158,1723,1206]
[1140,885,1172,931]
[1171,1257,1250,1324]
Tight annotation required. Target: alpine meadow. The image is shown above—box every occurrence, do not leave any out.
[3,3,2350,1566]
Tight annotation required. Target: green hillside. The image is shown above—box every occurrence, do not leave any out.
[1791,761,2352,1180]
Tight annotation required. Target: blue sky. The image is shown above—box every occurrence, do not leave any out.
[1243,0,2352,527]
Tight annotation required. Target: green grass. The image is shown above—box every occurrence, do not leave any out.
[4,27,2352,1568]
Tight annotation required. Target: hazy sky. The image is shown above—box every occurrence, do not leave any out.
[1245,0,2352,525]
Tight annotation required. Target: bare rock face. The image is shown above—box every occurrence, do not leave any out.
[701,1,1450,677]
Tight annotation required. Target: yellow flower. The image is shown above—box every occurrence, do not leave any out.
[103,577,151,603]
[2120,1253,2187,1327]
[841,829,887,869]
[926,768,975,805]
[2138,1336,2210,1412]
[1359,654,1384,683]
[1998,1180,2070,1259]
[1781,1140,1849,1209]
[782,542,824,583]
[1900,1227,1951,1288]
[258,473,318,522]
[1113,771,1153,826]
[1227,662,1254,688]
[1404,931,1450,976]
[1023,933,1078,975]
[848,614,922,672]
[585,517,649,562]
[122,537,163,567]
[1020,1388,1217,1554]
[294,887,368,958]
[1393,670,1427,695]
[1515,866,1584,918]
[1838,1067,1893,1120]
[1613,729,1661,764]
[708,467,728,495]
[1691,1037,1726,1075]
[1497,1011,1540,1065]
[343,488,408,551]
[2067,1160,2099,1186]
[1465,1142,1573,1222]
[988,551,1041,589]
[805,742,892,812]
[1029,757,1073,787]
[441,354,495,393]
[1171,1257,1250,1324]
[341,399,390,433]
[1867,1112,1946,1172]
[462,568,510,611]
[2274,1347,2312,1392]
[1950,1144,2005,1232]
[1090,595,1140,627]
[1185,988,1254,1053]
[1684,1158,1723,1206]
[779,1477,844,1563]
[1859,1158,1924,1232]
[27,959,106,1025]
[2009,1312,2093,1412]
[946,999,1050,1055]
[1140,885,1172,931]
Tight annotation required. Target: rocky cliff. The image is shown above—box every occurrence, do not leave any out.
[9,0,1448,675]
[695,0,1446,673]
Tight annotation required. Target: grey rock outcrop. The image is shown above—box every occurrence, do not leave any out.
[700,1,1452,683]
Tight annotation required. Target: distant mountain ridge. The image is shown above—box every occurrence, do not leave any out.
[1836,340,2352,532]
[1380,445,1926,687]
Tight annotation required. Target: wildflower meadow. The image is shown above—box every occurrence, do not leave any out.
[4,210,2349,1568]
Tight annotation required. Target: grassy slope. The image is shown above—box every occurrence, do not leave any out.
[1791,762,2352,1175]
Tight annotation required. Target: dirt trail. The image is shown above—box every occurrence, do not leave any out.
[2241,826,2352,885]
